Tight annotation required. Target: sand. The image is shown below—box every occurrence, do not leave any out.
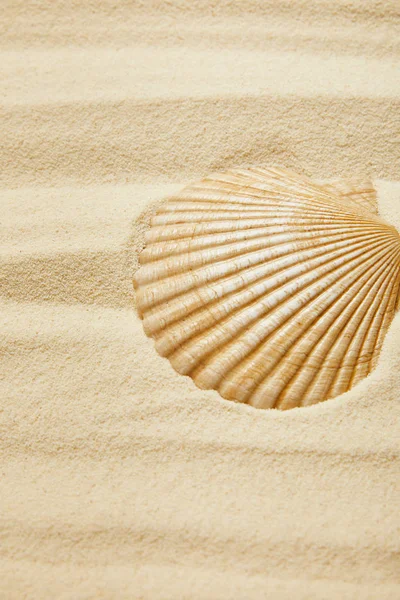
[1,1,400,598]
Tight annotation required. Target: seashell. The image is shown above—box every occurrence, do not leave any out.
[322,178,378,215]
[133,167,400,410]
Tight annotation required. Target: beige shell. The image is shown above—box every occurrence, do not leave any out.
[134,167,400,410]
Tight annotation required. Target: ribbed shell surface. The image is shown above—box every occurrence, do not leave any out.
[134,168,400,409]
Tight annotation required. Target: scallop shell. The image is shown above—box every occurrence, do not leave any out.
[134,168,400,410]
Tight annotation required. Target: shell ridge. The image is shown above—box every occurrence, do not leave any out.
[135,168,400,409]
[145,213,387,244]
[219,240,399,406]
[153,207,365,224]
[141,222,385,267]
[356,252,400,378]
[214,236,399,399]
[329,256,400,400]
[146,230,391,345]
[151,209,383,228]
[141,222,387,264]
[159,195,378,218]
[277,252,400,409]
[186,236,396,392]
[161,200,363,219]
[145,217,371,244]
[136,224,393,290]
[205,169,333,198]
[197,170,375,213]
[174,187,351,210]
[136,226,396,317]
[323,179,378,215]
[283,262,400,406]
[302,257,400,405]
[260,258,396,409]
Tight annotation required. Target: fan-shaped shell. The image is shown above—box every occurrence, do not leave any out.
[133,168,400,410]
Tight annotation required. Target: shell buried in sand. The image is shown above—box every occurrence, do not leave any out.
[133,168,400,410]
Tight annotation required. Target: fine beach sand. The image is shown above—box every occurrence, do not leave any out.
[1,1,400,598]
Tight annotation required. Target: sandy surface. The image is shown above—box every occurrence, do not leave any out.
[1,1,400,598]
